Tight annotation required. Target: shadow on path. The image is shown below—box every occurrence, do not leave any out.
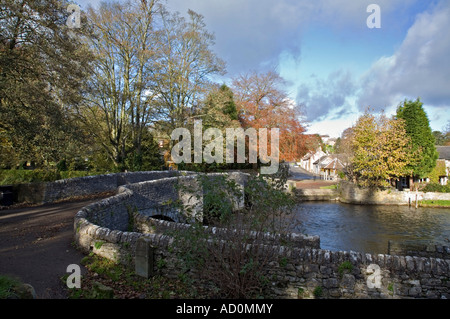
[0,197,109,298]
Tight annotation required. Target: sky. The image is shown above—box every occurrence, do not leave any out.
[75,0,450,138]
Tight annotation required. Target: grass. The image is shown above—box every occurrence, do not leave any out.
[0,275,22,299]
[418,200,450,207]
[338,261,354,277]
[64,253,205,299]
[320,184,338,190]
[0,274,34,299]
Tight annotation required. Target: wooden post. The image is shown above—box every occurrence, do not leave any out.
[415,186,418,209]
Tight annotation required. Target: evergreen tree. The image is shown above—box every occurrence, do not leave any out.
[396,98,439,178]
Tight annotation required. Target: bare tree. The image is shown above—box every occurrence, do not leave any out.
[150,8,226,142]
[78,0,159,170]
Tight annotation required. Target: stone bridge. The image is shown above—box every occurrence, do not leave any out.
[71,170,450,299]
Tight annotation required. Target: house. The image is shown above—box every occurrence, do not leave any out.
[313,154,346,180]
[398,146,450,190]
[436,146,450,185]
[322,157,345,180]
[299,148,327,173]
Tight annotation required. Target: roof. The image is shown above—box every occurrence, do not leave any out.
[323,158,345,170]
[313,155,331,165]
[302,152,313,161]
[436,146,450,160]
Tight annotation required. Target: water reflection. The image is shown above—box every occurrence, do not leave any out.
[294,202,450,255]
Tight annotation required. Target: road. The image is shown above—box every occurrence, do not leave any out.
[0,198,104,298]
[288,164,338,189]
[288,164,320,180]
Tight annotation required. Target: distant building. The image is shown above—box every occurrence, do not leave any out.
[436,146,450,185]
[299,148,326,173]
[313,154,346,180]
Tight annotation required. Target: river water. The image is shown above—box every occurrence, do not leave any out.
[293,202,450,255]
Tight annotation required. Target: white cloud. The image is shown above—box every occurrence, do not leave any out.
[357,1,450,111]
[166,0,420,76]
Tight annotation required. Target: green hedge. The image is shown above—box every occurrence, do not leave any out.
[421,183,450,193]
[0,170,104,186]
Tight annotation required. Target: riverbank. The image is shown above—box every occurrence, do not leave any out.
[289,180,450,208]
[418,200,450,208]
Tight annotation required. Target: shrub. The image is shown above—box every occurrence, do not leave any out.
[171,167,297,298]
[313,286,323,298]
[422,183,450,193]
[0,169,105,185]
[0,169,61,185]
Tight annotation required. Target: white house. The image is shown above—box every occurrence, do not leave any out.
[299,148,327,173]
[436,146,450,185]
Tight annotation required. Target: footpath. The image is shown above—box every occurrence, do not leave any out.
[0,197,106,298]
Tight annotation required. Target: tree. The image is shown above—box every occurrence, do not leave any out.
[150,8,226,142]
[396,98,439,179]
[350,111,416,187]
[435,121,450,146]
[0,0,94,167]
[79,0,160,171]
[231,70,308,162]
[433,131,447,146]
[445,121,450,146]
[201,84,240,130]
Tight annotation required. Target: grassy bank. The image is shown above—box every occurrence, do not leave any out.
[418,200,450,208]
[319,184,338,190]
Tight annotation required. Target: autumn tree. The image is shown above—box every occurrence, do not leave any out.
[0,0,94,168]
[335,127,356,180]
[350,111,416,187]
[396,98,439,179]
[231,70,308,162]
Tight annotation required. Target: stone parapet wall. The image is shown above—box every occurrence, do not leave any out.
[13,170,188,204]
[263,247,450,299]
[388,241,450,260]
[132,211,320,250]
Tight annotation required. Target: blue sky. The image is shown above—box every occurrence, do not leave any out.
[75,0,450,138]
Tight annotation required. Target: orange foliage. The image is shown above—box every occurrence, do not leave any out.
[232,71,308,162]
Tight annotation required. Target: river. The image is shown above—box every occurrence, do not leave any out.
[293,202,450,255]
